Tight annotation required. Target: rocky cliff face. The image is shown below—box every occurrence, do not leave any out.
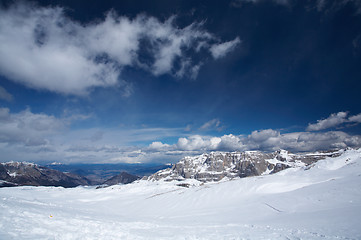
[0,162,92,188]
[147,149,343,182]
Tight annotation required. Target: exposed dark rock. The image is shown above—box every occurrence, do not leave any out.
[102,172,139,186]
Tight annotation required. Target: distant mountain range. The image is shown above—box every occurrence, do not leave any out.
[46,163,169,183]
[0,149,347,188]
[0,162,141,188]
[0,162,92,188]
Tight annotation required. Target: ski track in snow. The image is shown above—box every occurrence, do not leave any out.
[1,149,361,239]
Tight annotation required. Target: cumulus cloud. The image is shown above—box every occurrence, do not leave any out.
[210,37,241,59]
[0,2,239,95]
[0,86,13,102]
[147,141,171,151]
[216,134,245,151]
[177,135,208,151]
[145,126,361,158]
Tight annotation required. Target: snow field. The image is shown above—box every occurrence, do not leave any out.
[1,149,361,239]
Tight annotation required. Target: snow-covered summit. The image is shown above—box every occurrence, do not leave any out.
[147,149,344,182]
[1,161,38,167]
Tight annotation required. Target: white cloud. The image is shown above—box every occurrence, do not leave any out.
[248,129,280,142]
[0,107,66,146]
[0,86,13,102]
[148,141,171,151]
[0,3,119,95]
[1,109,361,164]
[0,2,238,95]
[177,135,207,151]
[148,126,361,158]
[306,112,361,131]
[217,134,245,151]
[245,130,361,152]
[173,134,244,152]
[349,113,361,123]
[306,112,348,131]
[210,37,241,59]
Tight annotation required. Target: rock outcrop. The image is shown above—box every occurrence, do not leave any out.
[102,172,139,185]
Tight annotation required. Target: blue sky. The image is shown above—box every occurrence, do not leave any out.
[0,0,361,164]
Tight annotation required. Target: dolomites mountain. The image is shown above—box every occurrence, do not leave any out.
[147,149,343,182]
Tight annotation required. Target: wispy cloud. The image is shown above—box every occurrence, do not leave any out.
[199,118,223,131]
[210,37,241,60]
[0,2,239,96]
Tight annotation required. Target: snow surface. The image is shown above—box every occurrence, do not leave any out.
[1,149,361,239]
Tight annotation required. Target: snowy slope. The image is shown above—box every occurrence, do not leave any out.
[0,148,361,239]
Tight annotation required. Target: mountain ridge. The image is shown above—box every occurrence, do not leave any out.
[146,149,344,182]
[0,162,141,188]
[0,162,93,188]
[0,148,350,187]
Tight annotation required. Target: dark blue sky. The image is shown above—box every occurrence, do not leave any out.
[0,0,361,163]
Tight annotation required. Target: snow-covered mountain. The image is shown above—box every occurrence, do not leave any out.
[0,162,93,187]
[0,148,360,239]
[147,149,342,182]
